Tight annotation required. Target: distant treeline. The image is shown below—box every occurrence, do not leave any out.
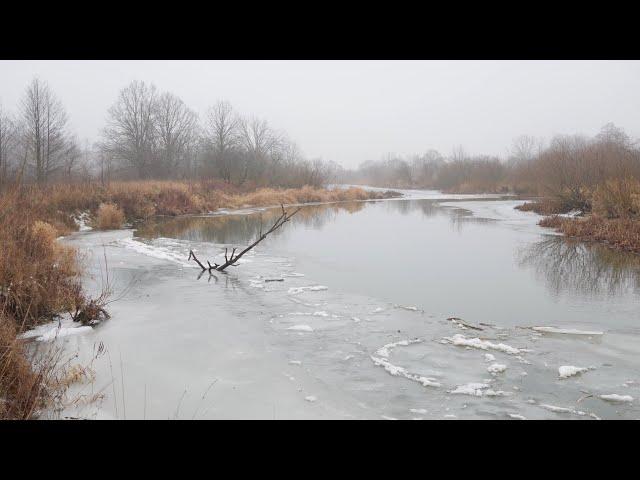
[343,123,640,203]
[0,78,342,189]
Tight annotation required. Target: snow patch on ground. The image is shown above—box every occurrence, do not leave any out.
[117,238,191,266]
[287,285,328,295]
[508,414,527,420]
[394,304,421,312]
[73,211,92,231]
[558,365,592,379]
[19,315,93,342]
[484,353,496,362]
[557,210,582,218]
[370,356,441,388]
[532,326,604,336]
[487,363,507,375]
[375,338,422,358]
[286,325,314,332]
[443,334,523,355]
[289,311,329,317]
[599,394,633,403]
[448,382,511,397]
[21,324,93,342]
[539,404,587,416]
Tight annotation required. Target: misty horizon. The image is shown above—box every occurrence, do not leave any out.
[1,60,639,169]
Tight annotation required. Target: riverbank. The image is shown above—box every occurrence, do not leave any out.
[0,182,399,419]
[536,215,640,254]
[516,178,640,254]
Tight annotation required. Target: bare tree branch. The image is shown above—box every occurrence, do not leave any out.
[188,204,301,273]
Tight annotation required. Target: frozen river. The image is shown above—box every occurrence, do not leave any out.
[43,189,640,419]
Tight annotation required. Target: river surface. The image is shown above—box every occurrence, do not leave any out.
[42,188,640,419]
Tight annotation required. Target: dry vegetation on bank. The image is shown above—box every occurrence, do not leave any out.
[532,178,640,254]
[0,189,93,418]
[16,180,398,228]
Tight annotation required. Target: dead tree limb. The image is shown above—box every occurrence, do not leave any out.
[188,204,301,273]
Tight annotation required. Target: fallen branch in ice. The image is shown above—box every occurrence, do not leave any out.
[188,204,301,273]
[447,317,484,331]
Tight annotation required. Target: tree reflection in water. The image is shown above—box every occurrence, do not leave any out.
[134,202,367,245]
[136,198,499,246]
[518,237,640,296]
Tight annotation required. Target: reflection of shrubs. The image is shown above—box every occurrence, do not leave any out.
[96,203,124,230]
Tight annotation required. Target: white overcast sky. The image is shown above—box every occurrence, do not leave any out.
[0,60,638,168]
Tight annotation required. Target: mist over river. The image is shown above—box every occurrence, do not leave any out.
[48,188,640,419]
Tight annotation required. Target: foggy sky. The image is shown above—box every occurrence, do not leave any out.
[1,60,639,168]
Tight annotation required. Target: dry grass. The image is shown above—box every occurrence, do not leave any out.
[516,198,572,215]
[1,181,397,226]
[0,193,85,325]
[0,312,90,419]
[0,187,106,419]
[96,203,125,230]
[591,178,640,219]
[538,215,565,229]
[0,315,43,419]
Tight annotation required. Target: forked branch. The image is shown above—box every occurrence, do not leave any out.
[188,204,301,273]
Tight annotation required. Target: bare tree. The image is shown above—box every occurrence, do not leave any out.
[20,78,70,183]
[62,135,82,179]
[238,116,281,185]
[510,135,543,164]
[0,103,17,187]
[450,145,468,163]
[205,100,240,182]
[101,81,158,178]
[154,92,198,178]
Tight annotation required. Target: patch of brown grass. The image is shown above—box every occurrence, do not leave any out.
[591,178,640,219]
[0,195,85,325]
[538,215,565,229]
[96,203,125,230]
[516,198,571,215]
[0,314,43,419]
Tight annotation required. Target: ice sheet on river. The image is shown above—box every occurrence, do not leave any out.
[53,194,640,420]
